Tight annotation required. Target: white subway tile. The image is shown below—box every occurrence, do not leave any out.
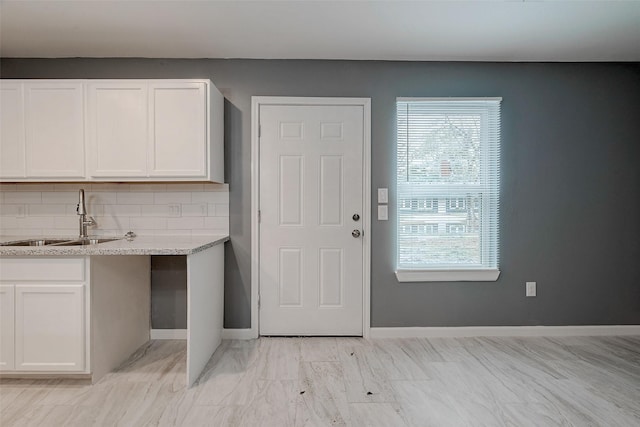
[140,205,171,217]
[154,192,192,204]
[192,229,229,237]
[0,217,19,229]
[202,183,229,192]
[130,217,168,230]
[204,217,229,230]
[41,192,76,204]
[54,216,78,229]
[138,229,192,236]
[28,204,67,216]
[16,217,55,229]
[166,183,204,192]
[91,183,131,192]
[130,183,166,192]
[94,216,129,231]
[103,204,142,216]
[192,191,228,204]
[4,192,42,204]
[0,204,25,217]
[1,229,43,237]
[166,217,204,230]
[181,203,208,217]
[16,183,56,192]
[54,183,90,192]
[117,192,154,205]
[88,192,117,205]
[214,204,229,217]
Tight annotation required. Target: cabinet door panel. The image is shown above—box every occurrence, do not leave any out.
[15,284,85,372]
[149,83,207,177]
[0,82,26,178]
[0,285,15,371]
[24,83,85,178]
[88,83,148,177]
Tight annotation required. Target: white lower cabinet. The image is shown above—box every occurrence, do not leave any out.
[0,285,15,370]
[15,284,85,371]
[0,257,87,374]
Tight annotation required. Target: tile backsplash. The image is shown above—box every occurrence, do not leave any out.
[0,183,229,237]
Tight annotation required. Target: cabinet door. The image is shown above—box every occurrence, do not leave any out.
[0,82,26,178]
[0,285,15,371]
[24,82,85,178]
[149,82,207,178]
[87,82,148,178]
[15,284,85,372]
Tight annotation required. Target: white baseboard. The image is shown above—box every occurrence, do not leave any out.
[369,325,640,339]
[151,328,256,340]
[151,329,187,340]
[222,328,257,340]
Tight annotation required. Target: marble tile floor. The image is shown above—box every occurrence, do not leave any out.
[1,335,639,426]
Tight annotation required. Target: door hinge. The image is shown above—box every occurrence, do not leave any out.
[258,123,261,138]
[258,210,261,223]
[258,293,261,309]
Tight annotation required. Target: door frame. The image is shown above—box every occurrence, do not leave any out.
[251,96,371,339]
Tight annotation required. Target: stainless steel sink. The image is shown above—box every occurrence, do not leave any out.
[0,238,121,247]
[0,239,71,246]
[49,238,121,246]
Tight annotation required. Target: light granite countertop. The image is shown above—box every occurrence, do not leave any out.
[0,234,229,256]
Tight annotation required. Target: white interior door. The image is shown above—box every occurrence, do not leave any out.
[259,102,365,335]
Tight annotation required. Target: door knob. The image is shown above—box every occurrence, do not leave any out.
[352,213,360,221]
[352,229,361,238]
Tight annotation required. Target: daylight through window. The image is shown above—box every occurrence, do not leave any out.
[396,98,501,280]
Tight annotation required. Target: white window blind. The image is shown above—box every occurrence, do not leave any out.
[396,98,501,281]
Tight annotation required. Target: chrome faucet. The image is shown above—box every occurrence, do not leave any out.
[77,189,96,239]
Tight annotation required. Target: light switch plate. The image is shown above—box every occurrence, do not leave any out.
[378,188,388,204]
[378,205,388,220]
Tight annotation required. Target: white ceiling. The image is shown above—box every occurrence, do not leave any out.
[1,0,639,62]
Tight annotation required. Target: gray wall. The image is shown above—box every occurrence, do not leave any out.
[3,59,639,328]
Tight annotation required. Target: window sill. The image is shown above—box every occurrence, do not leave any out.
[395,269,501,282]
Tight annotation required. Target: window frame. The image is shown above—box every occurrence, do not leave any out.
[395,97,501,282]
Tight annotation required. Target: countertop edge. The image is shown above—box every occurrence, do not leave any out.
[0,235,229,256]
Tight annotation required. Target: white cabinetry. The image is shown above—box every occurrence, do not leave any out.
[0,257,87,373]
[15,284,85,371]
[87,82,149,177]
[0,285,15,370]
[0,79,224,182]
[0,82,25,178]
[0,81,84,179]
[149,82,207,177]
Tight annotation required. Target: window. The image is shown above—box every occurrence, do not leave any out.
[396,98,501,282]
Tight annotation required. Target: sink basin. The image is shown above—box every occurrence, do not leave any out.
[0,238,121,247]
[50,238,121,246]
[0,239,71,246]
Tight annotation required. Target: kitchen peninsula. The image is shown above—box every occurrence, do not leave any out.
[0,234,228,387]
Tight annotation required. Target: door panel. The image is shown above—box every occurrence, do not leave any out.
[259,104,364,335]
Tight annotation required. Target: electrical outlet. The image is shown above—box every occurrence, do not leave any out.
[526,281,536,297]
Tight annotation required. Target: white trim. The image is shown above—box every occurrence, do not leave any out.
[251,96,371,339]
[150,329,187,340]
[222,328,256,340]
[395,269,500,282]
[396,97,503,103]
[369,325,640,339]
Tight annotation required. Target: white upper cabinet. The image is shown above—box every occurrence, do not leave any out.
[0,79,224,182]
[0,82,26,178]
[25,82,85,178]
[149,82,207,177]
[87,82,149,178]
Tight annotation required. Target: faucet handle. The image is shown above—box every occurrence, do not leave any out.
[124,231,136,241]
